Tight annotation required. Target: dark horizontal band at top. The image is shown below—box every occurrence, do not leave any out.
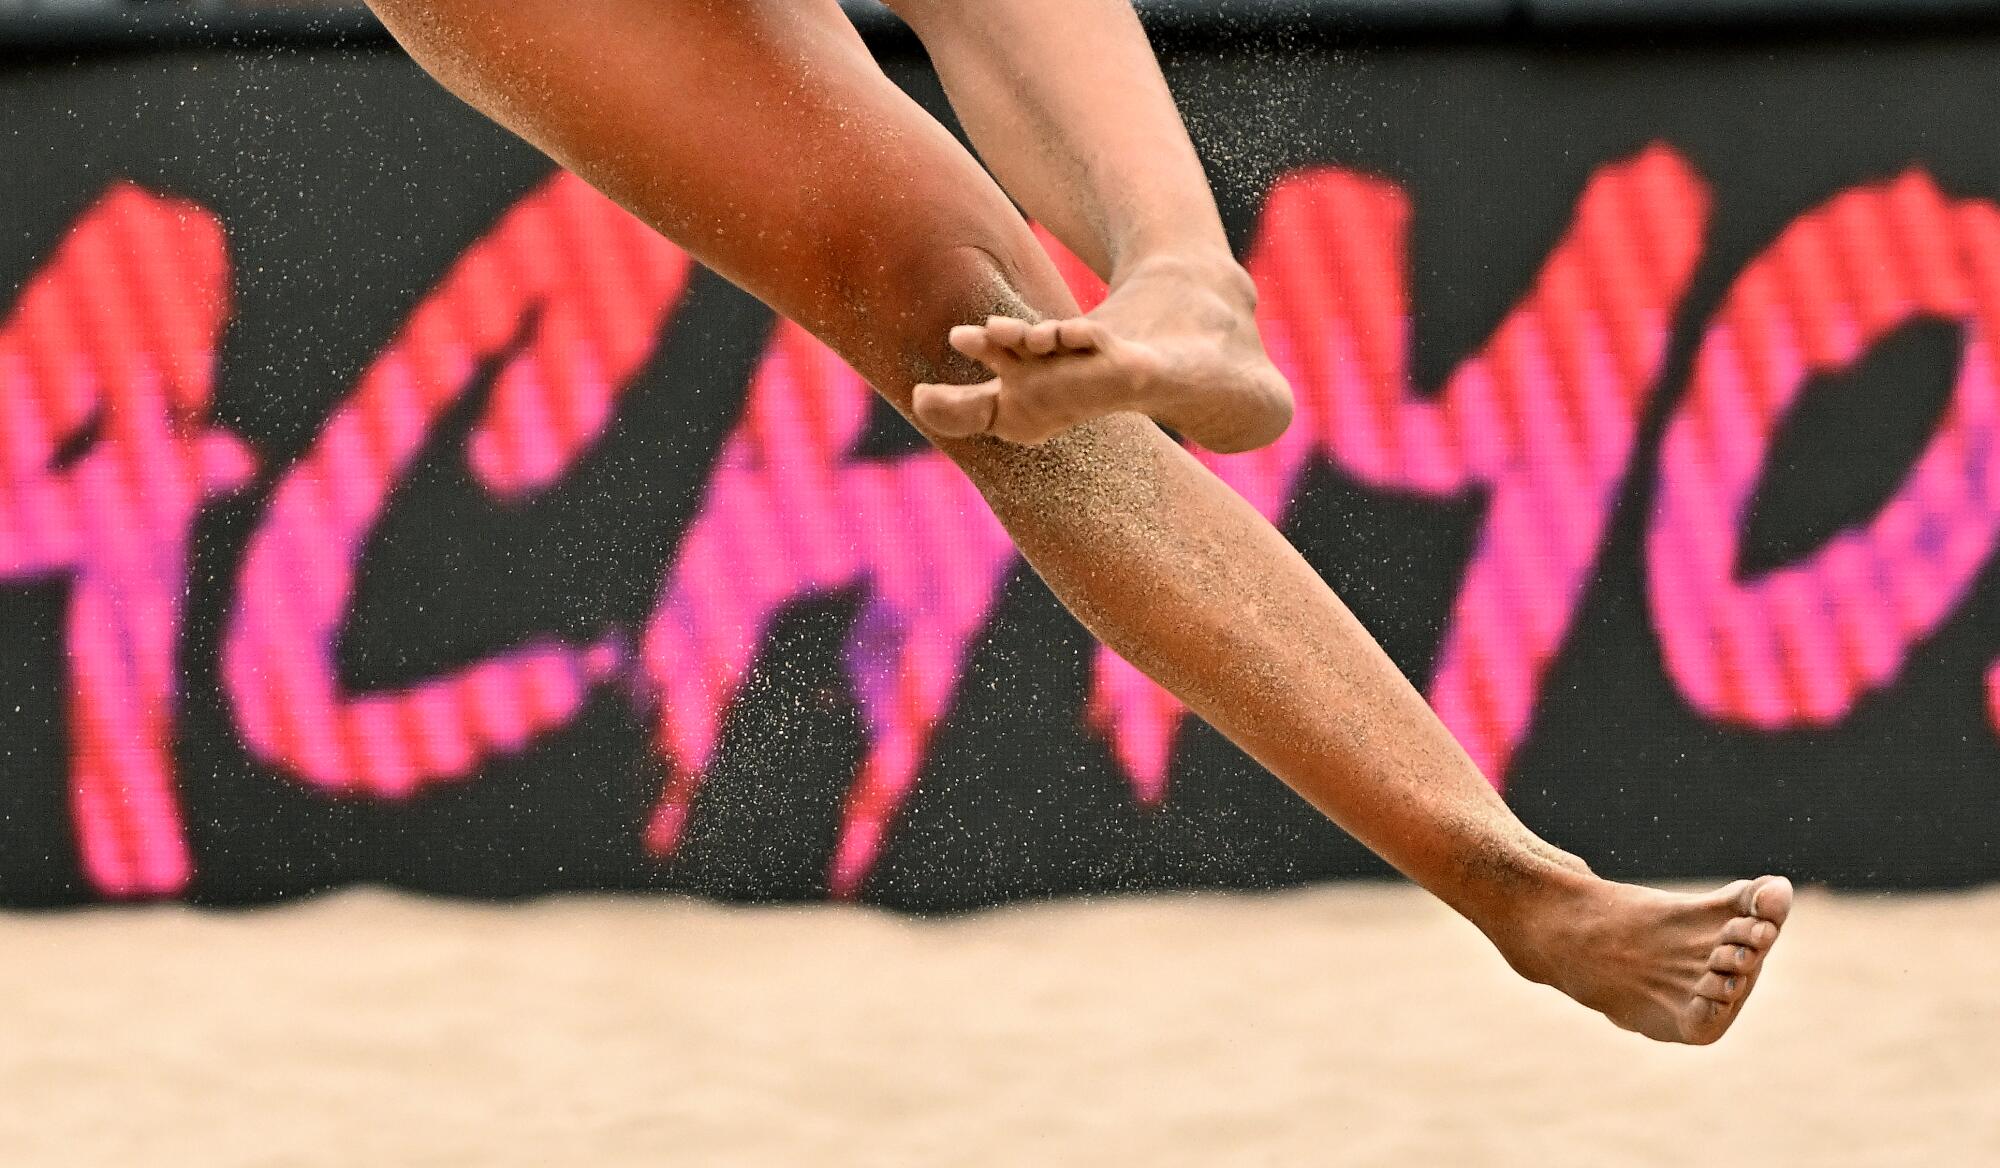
[2,0,2000,52]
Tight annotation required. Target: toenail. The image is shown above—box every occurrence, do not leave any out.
[1737,946,1751,964]
[1725,976,1738,994]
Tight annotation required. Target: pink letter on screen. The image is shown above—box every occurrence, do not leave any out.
[639,321,1019,896]
[1651,172,2000,727]
[225,174,691,795]
[1087,146,1711,794]
[0,184,255,895]
[641,225,1102,896]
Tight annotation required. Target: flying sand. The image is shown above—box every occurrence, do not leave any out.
[362,0,1789,1043]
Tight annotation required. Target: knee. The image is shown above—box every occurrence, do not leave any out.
[848,238,1049,390]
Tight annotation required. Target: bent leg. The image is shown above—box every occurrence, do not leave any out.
[881,0,1293,454]
[882,0,1222,281]
[366,0,1791,1044]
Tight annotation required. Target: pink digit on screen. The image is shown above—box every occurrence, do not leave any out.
[1651,172,2000,727]
[225,173,691,794]
[1087,146,1710,794]
[0,184,255,895]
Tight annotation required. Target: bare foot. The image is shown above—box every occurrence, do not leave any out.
[912,252,1293,453]
[1494,872,1794,1045]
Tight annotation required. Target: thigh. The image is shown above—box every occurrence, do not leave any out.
[366,0,1076,397]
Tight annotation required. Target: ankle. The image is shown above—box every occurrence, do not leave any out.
[1113,248,1257,308]
[1458,849,1604,983]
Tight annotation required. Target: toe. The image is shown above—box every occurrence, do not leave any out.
[983,315,1033,355]
[1711,878,1755,910]
[1023,320,1064,356]
[985,393,1066,446]
[1055,317,1105,353]
[912,379,1001,439]
[1749,875,1795,925]
[1719,915,1780,950]
[1678,996,1734,1045]
[1708,942,1764,976]
[948,325,1014,370]
[1693,970,1748,1004]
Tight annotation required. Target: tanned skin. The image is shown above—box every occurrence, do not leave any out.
[363,0,1790,1044]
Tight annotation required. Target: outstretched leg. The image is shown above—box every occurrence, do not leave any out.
[883,0,1294,454]
[365,0,1791,1043]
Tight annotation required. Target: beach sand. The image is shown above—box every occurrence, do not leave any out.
[1,884,1992,1166]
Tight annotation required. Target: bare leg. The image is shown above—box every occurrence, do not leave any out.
[365,0,1790,1044]
[884,0,1293,454]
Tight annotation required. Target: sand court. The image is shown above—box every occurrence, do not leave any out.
[1,884,1991,1166]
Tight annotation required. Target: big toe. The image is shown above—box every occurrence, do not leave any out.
[1743,875,1795,925]
[913,380,999,439]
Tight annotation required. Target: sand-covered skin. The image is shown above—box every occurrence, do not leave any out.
[0,885,1991,1166]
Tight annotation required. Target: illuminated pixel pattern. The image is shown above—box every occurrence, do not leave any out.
[4,146,1997,898]
[0,186,255,895]
[1650,172,2000,727]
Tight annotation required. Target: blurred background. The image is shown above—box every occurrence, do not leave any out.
[1,1,1997,1164]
